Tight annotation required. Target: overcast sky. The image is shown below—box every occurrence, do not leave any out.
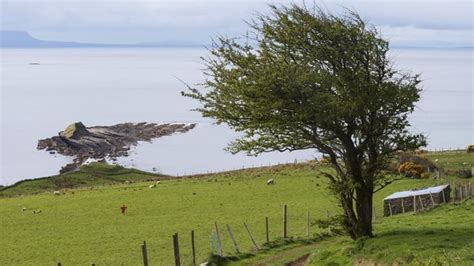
[1,0,472,47]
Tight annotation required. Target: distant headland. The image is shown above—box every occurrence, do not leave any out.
[0,30,202,48]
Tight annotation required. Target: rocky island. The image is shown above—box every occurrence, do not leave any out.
[38,122,195,173]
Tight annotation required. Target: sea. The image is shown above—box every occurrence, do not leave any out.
[1,47,472,185]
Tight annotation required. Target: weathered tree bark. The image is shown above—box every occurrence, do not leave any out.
[355,186,374,237]
[339,185,374,239]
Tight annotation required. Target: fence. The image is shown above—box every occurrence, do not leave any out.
[55,183,473,265]
[383,182,472,217]
[55,204,321,266]
[452,182,473,202]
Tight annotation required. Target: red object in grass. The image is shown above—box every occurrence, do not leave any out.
[120,205,127,214]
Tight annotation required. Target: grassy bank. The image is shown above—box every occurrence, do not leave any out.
[234,198,474,265]
[0,151,472,265]
[0,163,162,197]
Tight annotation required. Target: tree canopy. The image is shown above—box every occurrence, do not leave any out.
[183,4,426,239]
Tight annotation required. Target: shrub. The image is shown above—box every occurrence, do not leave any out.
[467,144,474,153]
[415,149,428,154]
[319,156,331,165]
[456,169,472,179]
[399,162,425,178]
[420,173,431,179]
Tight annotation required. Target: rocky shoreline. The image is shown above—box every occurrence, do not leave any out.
[37,122,196,173]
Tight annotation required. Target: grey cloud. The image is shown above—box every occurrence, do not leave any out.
[0,0,472,47]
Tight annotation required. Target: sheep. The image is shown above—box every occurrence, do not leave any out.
[156,181,161,185]
[149,184,156,189]
[53,191,61,196]
[267,178,275,185]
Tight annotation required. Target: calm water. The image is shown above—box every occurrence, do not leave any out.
[0,48,472,185]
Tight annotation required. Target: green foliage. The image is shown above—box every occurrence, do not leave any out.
[183,3,426,238]
[420,172,431,179]
[314,215,345,235]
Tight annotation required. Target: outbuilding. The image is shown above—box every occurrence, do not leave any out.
[383,184,451,216]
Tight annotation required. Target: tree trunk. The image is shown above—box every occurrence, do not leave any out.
[354,186,374,238]
[340,185,374,239]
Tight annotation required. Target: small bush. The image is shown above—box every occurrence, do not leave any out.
[319,156,331,165]
[466,144,474,153]
[420,172,431,179]
[456,169,472,179]
[415,149,428,154]
[399,162,425,178]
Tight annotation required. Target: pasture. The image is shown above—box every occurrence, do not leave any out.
[0,151,472,265]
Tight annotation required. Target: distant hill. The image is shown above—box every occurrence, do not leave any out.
[0,30,200,48]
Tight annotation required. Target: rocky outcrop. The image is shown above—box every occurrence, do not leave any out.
[38,122,195,173]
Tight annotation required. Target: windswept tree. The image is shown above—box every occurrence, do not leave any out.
[183,4,426,239]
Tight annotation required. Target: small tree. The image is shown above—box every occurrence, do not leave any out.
[183,4,426,239]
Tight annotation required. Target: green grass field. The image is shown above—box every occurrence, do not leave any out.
[234,198,474,266]
[0,163,162,197]
[425,150,473,171]
[0,152,472,265]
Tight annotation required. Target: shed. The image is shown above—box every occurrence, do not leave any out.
[383,184,450,216]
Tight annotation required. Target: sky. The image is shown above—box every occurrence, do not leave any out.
[0,0,473,47]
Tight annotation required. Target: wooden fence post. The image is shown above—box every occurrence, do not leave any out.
[191,230,196,266]
[460,185,463,202]
[429,193,435,207]
[453,186,457,202]
[214,222,223,256]
[141,240,149,266]
[283,205,288,238]
[388,201,393,216]
[401,198,405,213]
[265,217,269,244]
[243,222,260,251]
[226,224,240,254]
[413,196,416,212]
[419,196,424,211]
[442,189,446,203]
[173,233,181,266]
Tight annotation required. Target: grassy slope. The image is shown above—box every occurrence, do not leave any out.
[306,199,474,266]
[0,163,162,197]
[425,150,473,171]
[238,199,474,266]
[0,152,472,265]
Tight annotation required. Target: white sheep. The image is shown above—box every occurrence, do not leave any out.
[267,178,275,185]
[156,181,161,185]
[53,191,61,196]
[149,184,156,189]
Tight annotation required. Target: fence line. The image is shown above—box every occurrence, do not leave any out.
[55,186,472,265]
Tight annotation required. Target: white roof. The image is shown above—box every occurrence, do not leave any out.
[384,184,449,200]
